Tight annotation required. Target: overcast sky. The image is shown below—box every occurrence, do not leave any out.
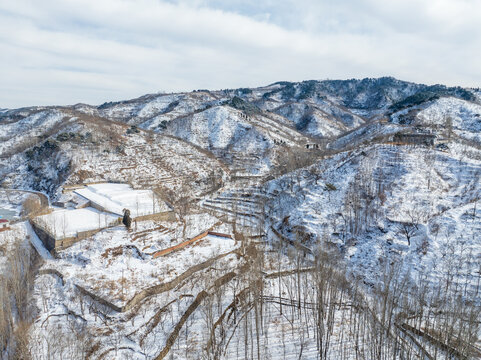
[1,0,480,108]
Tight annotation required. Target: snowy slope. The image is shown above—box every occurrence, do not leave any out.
[97,91,223,128]
[417,97,481,143]
[0,109,227,199]
[1,77,480,360]
[274,101,364,137]
[264,141,481,290]
[0,110,69,156]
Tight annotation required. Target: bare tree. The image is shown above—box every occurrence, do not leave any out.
[22,194,42,217]
[397,222,417,246]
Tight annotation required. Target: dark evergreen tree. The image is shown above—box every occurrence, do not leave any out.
[122,208,132,229]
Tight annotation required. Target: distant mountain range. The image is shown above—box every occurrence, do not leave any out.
[0,77,480,197]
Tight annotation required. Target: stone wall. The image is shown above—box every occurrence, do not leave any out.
[152,231,232,258]
[123,250,236,312]
[30,220,56,252]
[54,220,122,251]
[75,284,122,312]
[153,231,209,258]
[31,218,122,253]
[134,211,176,222]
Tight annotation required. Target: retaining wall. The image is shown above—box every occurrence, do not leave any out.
[76,284,122,312]
[153,231,209,258]
[152,231,232,259]
[123,250,237,312]
[30,221,56,252]
[134,211,176,222]
[30,218,122,253]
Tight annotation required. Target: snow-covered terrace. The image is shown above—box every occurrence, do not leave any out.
[54,224,239,306]
[74,183,171,217]
[33,207,119,239]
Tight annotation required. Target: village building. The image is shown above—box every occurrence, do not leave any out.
[73,183,174,221]
[0,218,10,232]
[31,207,120,251]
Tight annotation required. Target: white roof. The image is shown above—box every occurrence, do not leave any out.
[34,207,119,239]
[74,183,170,217]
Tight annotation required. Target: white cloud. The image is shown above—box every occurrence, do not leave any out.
[0,0,479,108]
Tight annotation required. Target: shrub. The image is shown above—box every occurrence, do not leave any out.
[22,195,42,216]
[126,125,140,135]
[157,121,168,130]
[56,133,70,142]
[324,183,337,191]
[298,81,317,100]
[228,96,261,115]
[236,88,252,95]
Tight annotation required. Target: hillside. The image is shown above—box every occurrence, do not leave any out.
[0,77,480,359]
[0,109,226,200]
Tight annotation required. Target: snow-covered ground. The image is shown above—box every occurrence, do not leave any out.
[33,207,119,239]
[26,213,242,359]
[74,183,170,217]
[417,97,481,134]
[265,141,481,292]
[38,211,233,303]
[0,110,70,157]
[2,79,481,359]
[0,190,32,219]
[55,230,237,306]
[25,221,54,260]
[164,105,301,152]
[389,96,481,145]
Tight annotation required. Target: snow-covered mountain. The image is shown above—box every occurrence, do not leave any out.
[1,77,480,359]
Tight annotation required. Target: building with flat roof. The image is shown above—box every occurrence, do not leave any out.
[73,183,173,220]
[31,207,120,251]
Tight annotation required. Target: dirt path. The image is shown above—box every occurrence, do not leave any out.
[0,188,50,207]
